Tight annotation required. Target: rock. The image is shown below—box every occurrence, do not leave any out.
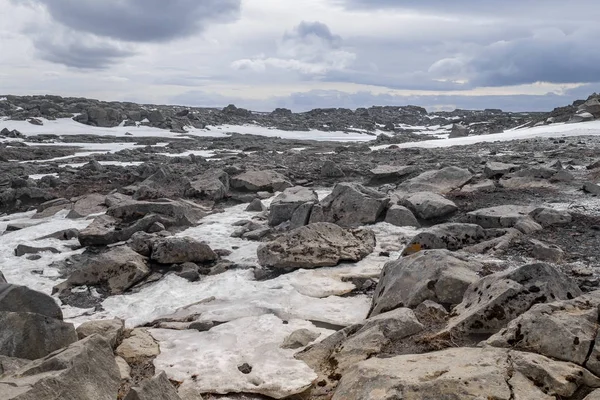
[384,205,420,227]
[268,186,317,226]
[151,237,217,264]
[529,207,572,227]
[466,205,532,228]
[257,222,375,270]
[397,166,472,193]
[175,263,201,282]
[460,180,496,193]
[484,162,520,178]
[242,227,271,241]
[0,335,120,400]
[185,169,229,201]
[586,390,600,400]
[0,284,62,319]
[415,300,448,322]
[487,291,600,375]
[402,223,489,255]
[37,228,79,241]
[0,272,5,283]
[66,193,107,218]
[230,170,292,192]
[115,356,131,381]
[530,239,564,262]
[124,371,182,400]
[116,328,160,364]
[308,183,389,227]
[401,191,457,220]
[321,160,345,178]
[332,347,600,400]
[107,199,206,226]
[584,182,600,195]
[514,217,543,234]
[78,214,163,247]
[297,309,424,386]
[0,311,77,359]
[0,356,29,376]
[551,169,575,182]
[449,123,469,138]
[289,202,314,229]
[54,246,150,295]
[445,263,581,337]
[587,159,600,170]
[369,250,482,316]
[368,165,416,184]
[245,198,266,212]
[76,318,125,349]
[148,109,165,123]
[14,244,60,257]
[281,329,320,349]
[581,97,600,117]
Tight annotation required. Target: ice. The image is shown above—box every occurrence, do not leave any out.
[0,210,92,295]
[151,315,330,399]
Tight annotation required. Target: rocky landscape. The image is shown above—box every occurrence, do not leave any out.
[2,93,600,399]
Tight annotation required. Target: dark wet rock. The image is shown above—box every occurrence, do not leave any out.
[384,205,420,227]
[151,236,217,265]
[368,165,416,185]
[0,284,63,319]
[321,160,345,178]
[185,169,230,201]
[245,198,266,212]
[268,186,317,226]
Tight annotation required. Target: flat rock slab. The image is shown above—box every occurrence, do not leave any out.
[466,205,534,228]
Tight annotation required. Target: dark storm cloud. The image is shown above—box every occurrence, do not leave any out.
[20,0,241,42]
[32,33,136,69]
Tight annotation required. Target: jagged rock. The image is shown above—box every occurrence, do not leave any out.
[369,250,482,316]
[397,166,472,193]
[384,205,420,227]
[289,202,314,229]
[66,193,107,218]
[78,214,166,247]
[484,162,520,178]
[245,198,266,212]
[151,237,217,264]
[449,123,469,138]
[116,329,160,364]
[0,356,29,376]
[0,312,77,359]
[580,98,600,117]
[530,239,564,262]
[185,169,229,201]
[107,199,206,225]
[281,329,320,350]
[268,186,317,226]
[445,263,581,337]
[124,371,182,400]
[242,227,270,241]
[460,180,496,193]
[257,222,375,270]
[466,205,532,228]
[54,246,150,295]
[0,335,121,400]
[401,191,457,220]
[0,284,62,319]
[368,165,416,184]
[415,300,448,322]
[584,182,600,195]
[529,207,572,227]
[332,347,600,400]
[308,183,389,227]
[14,244,59,257]
[402,223,490,255]
[487,291,600,375]
[0,272,5,283]
[76,318,125,349]
[321,160,345,178]
[230,170,292,192]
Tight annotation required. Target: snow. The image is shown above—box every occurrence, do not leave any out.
[28,173,59,180]
[151,315,329,399]
[59,161,145,168]
[20,142,168,163]
[386,120,600,149]
[204,124,377,142]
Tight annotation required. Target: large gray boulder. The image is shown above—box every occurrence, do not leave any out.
[66,193,107,219]
[309,183,389,227]
[76,318,125,349]
[484,162,520,178]
[369,250,482,317]
[257,222,375,270]
[368,165,416,184]
[401,191,457,220]
[0,335,121,400]
[402,223,490,255]
[78,214,164,247]
[124,371,182,400]
[529,207,572,227]
[580,97,600,117]
[151,236,217,264]
[107,198,206,225]
[230,170,292,192]
[449,123,469,138]
[185,169,229,201]
[54,246,150,295]
[384,205,420,227]
[268,186,317,226]
[0,312,77,359]
[445,263,582,337]
[397,166,472,193]
[332,347,600,400]
[487,291,600,375]
[0,284,62,320]
[466,205,533,228]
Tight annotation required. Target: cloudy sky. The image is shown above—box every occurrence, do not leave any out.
[1,0,599,111]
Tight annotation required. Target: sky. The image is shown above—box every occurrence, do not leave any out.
[1,0,599,112]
